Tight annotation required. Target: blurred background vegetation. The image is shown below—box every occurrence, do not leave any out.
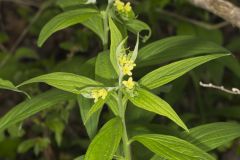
[0,0,240,159]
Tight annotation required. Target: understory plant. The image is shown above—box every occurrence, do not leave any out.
[1,0,240,160]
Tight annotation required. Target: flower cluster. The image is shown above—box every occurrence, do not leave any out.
[119,54,136,76]
[114,0,132,14]
[119,54,136,90]
[91,88,108,103]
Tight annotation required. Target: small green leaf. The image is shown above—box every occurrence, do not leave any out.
[137,36,230,67]
[85,117,123,160]
[139,54,228,89]
[0,90,74,132]
[128,88,188,131]
[133,134,215,160]
[130,33,139,62]
[0,78,29,98]
[126,19,151,42]
[38,8,98,46]
[95,51,118,85]
[78,95,101,139]
[84,94,109,124]
[109,17,123,74]
[181,122,240,152]
[18,72,102,94]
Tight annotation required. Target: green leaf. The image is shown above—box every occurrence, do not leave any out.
[137,36,230,67]
[181,122,240,152]
[37,8,98,46]
[57,0,96,9]
[82,15,105,44]
[139,54,228,89]
[18,72,102,94]
[106,92,119,116]
[0,90,74,132]
[78,95,101,139]
[84,94,109,124]
[126,19,151,42]
[132,134,215,160]
[0,78,30,98]
[128,88,188,131]
[150,155,166,160]
[85,117,123,160]
[109,17,123,74]
[95,51,118,85]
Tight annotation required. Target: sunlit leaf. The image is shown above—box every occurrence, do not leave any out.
[85,117,123,160]
[133,134,215,160]
[128,88,188,131]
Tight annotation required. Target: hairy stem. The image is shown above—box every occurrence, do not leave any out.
[118,75,132,160]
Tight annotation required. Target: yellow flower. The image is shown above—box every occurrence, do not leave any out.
[91,88,108,103]
[114,0,124,12]
[119,54,128,66]
[124,2,132,13]
[114,0,132,13]
[123,77,135,89]
[119,54,136,76]
[122,63,136,76]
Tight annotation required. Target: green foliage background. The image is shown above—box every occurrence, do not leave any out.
[0,0,240,160]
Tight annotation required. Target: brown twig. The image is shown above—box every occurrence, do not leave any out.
[188,0,240,28]
[156,9,229,30]
[200,81,240,95]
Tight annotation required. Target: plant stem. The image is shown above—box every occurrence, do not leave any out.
[118,75,132,160]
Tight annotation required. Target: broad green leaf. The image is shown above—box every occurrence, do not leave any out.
[37,8,98,46]
[85,117,123,160]
[83,15,105,44]
[137,36,230,67]
[150,155,166,160]
[0,90,74,132]
[57,0,96,9]
[78,95,101,139]
[126,19,151,42]
[133,134,215,160]
[0,78,29,98]
[139,54,228,89]
[95,51,118,85]
[18,72,102,94]
[181,122,240,152]
[109,17,123,74]
[128,88,188,131]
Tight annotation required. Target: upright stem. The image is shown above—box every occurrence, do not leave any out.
[118,75,132,160]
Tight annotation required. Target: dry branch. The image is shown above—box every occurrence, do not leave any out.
[188,0,240,28]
